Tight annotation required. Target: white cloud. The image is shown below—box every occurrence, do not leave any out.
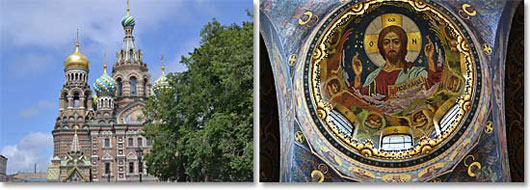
[1,0,213,52]
[1,132,53,174]
[18,100,56,119]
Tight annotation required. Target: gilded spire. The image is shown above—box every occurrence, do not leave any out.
[103,52,107,73]
[71,122,80,153]
[74,124,78,136]
[153,55,169,95]
[75,28,80,53]
[161,55,165,75]
[126,0,130,16]
[64,28,89,70]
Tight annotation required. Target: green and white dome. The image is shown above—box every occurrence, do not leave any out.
[93,64,116,96]
[121,15,135,28]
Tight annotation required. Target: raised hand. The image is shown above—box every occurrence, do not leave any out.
[424,35,436,72]
[424,35,434,60]
[352,52,363,76]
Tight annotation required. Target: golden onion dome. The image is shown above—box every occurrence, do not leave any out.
[65,30,89,70]
[153,56,170,96]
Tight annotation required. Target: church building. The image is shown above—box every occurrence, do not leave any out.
[47,1,168,182]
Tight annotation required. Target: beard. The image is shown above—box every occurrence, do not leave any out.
[385,50,402,65]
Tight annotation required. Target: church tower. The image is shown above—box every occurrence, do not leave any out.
[113,0,152,109]
[93,54,117,122]
[90,0,151,181]
[52,29,94,158]
[89,54,119,182]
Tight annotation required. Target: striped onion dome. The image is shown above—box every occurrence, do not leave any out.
[121,0,135,27]
[93,62,116,96]
[121,15,135,28]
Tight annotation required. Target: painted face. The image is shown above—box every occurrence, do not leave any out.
[382,32,402,61]
[366,114,383,128]
[328,80,340,95]
[413,111,427,127]
[447,76,460,92]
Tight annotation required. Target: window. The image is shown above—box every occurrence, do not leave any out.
[62,92,68,109]
[143,78,148,96]
[146,139,151,146]
[104,138,110,147]
[73,92,80,108]
[117,78,123,96]
[381,134,413,151]
[137,138,143,147]
[129,162,134,173]
[83,93,88,108]
[105,163,110,174]
[128,138,133,147]
[130,76,137,96]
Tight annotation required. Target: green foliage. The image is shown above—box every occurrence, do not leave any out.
[142,18,253,182]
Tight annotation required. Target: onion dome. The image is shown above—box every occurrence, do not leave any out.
[64,29,89,70]
[121,15,135,28]
[153,56,170,95]
[93,55,116,96]
[121,0,135,27]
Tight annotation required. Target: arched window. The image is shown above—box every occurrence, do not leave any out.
[73,92,80,108]
[62,92,68,109]
[143,78,148,97]
[117,78,123,96]
[137,138,143,147]
[130,76,137,96]
[83,91,88,108]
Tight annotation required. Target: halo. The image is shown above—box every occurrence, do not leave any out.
[363,13,422,67]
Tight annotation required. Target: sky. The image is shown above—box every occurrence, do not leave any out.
[0,0,252,175]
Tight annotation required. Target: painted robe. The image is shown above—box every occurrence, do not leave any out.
[354,65,443,101]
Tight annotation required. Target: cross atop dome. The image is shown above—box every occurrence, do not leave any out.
[161,55,165,75]
[121,0,135,28]
[64,28,89,70]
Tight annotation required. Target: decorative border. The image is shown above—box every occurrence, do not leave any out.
[303,0,482,167]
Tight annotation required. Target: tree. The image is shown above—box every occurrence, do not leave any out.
[142,18,253,182]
